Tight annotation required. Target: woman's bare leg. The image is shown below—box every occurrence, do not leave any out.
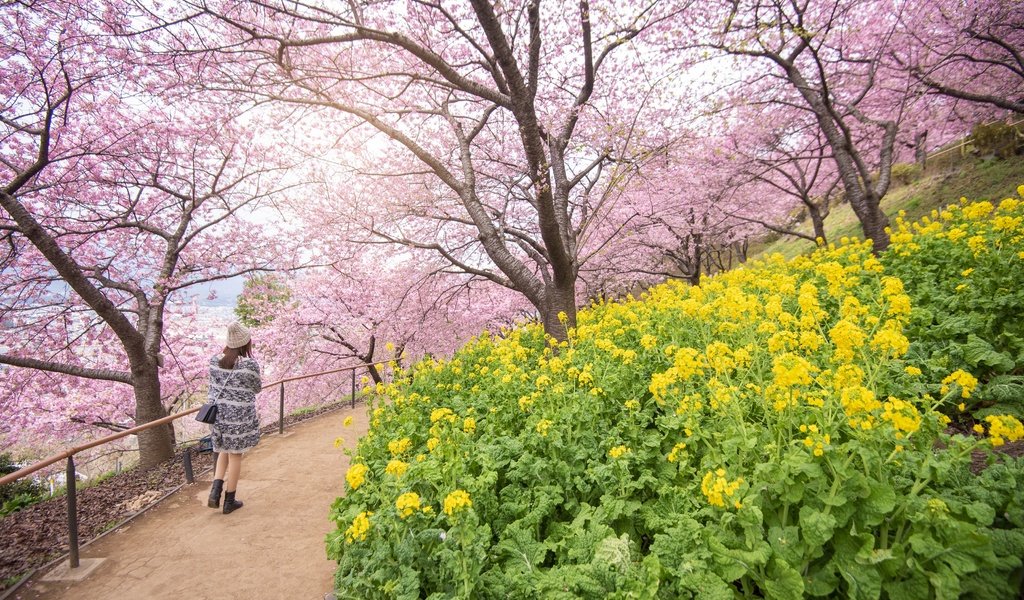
[225,453,244,493]
[214,451,229,480]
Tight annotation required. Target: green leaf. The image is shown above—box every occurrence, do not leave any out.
[838,561,882,600]
[592,533,632,573]
[803,562,839,598]
[863,482,896,525]
[963,334,1016,371]
[799,505,838,548]
[768,525,803,565]
[908,532,946,561]
[964,501,996,526]
[495,524,548,574]
[763,557,804,600]
[677,572,735,600]
[883,572,930,600]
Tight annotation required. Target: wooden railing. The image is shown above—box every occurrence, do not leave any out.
[0,360,389,572]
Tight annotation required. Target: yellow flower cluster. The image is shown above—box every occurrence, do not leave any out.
[443,489,472,516]
[395,492,421,518]
[841,386,881,430]
[536,419,553,437]
[701,468,743,509]
[772,353,815,388]
[388,437,412,456]
[799,424,830,457]
[430,407,456,423]
[346,463,368,490]
[608,445,630,459]
[345,511,372,543]
[385,459,409,478]
[666,442,687,463]
[982,415,1024,447]
[881,397,921,438]
[940,370,979,398]
[829,319,866,363]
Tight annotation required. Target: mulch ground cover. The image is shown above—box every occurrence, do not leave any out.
[0,401,353,591]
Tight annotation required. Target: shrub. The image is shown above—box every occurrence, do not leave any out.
[326,190,1024,599]
[971,122,1019,159]
[0,453,47,517]
[890,162,921,186]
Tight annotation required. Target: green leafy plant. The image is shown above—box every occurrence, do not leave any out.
[882,189,1024,421]
[0,453,46,516]
[325,189,1024,599]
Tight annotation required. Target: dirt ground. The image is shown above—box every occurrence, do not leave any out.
[10,404,368,600]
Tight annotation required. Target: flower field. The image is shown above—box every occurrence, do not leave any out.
[326,189,1024,599]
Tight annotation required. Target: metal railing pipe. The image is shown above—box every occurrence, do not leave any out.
[66,456,79,569]
[278,383,285,435]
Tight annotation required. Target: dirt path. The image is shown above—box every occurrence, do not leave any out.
[15,404,369,600]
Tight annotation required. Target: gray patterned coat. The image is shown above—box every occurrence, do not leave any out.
[208,355,262,453]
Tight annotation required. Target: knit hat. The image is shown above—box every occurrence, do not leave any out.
[225,322,251,349]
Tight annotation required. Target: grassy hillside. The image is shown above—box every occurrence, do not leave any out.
[749,156,1024,261]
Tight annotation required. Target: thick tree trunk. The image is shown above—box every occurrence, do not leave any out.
[845,186,891,254]
[539,280,577,342]
[133,367,174,469]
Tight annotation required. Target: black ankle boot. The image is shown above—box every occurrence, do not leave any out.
[208,479,224,508]
[223,491,244,514]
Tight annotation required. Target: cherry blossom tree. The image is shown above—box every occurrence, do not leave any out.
[0,1,294,466]
[683,0,918,253]
[720,109,840,245]
[896,0,1024,115]
[139,0,688,341]
[251,246,529,412]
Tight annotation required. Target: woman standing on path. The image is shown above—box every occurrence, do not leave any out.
[207,322,262,514]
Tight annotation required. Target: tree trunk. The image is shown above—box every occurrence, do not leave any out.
[133,367,174,469]
[808,203,827,245]
[915,130,928,169]
[846,187,891,254]
[689,233,702,286]
[539,280,577,342]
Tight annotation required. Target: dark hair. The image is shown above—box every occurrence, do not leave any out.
[218,341,252,370]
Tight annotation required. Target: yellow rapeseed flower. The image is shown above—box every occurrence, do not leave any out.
[345,511,372,543]
[701,468,743,509]
[608,445,630,459]
[345,463,368,490]
[395,492,421,518]
[984,415,1024,447]
[385,460,409,478]
[388,437,412,456]
[829,319,866,363]
[940,370,979,398]
[666,442,687,463]
[443,490,472,516]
